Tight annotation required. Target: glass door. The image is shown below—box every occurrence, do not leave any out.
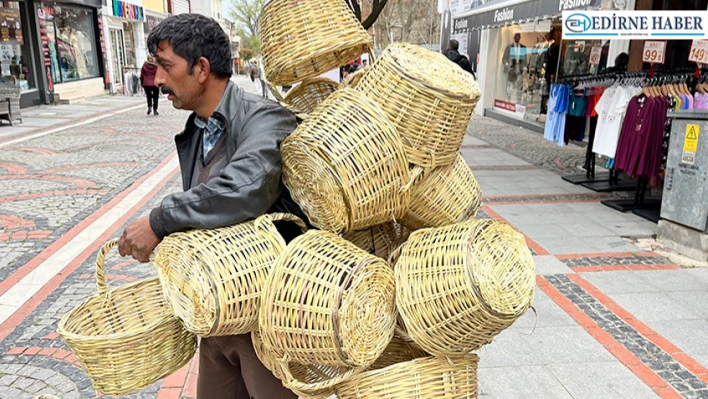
[109,28,124,91]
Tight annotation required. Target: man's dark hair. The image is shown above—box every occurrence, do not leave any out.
[449,39,459,51]
[615,52,629,69]
[147,13,232,79]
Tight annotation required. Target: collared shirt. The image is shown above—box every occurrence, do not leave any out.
[194,115,225,159]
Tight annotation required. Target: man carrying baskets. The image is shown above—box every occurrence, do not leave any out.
[116,13,303,399]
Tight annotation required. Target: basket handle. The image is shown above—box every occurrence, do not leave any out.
[274,355,364,395]
[95,239,117,297]
[96,239,156,297]
[254,213,308,250]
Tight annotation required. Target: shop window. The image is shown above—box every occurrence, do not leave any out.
[41,4,100,83]
[494,22,560,125]
[0,2,35,92]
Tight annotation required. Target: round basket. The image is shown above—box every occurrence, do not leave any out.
[259,229,396,368]
[335,355,480,399]
[342,222,410,260]
[355,42,481,170]
[401,154,482,231]
[252,330,356,399]
[394,219,535,355]
[57,240,197,395]
[260,0,372,86]
[153,213,306,337]
[284,77,339,114]
[281,88,411,233]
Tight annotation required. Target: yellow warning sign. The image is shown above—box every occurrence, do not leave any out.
[685,124,700,153]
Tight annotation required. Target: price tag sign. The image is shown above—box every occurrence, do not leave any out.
[589,46,602,65]
[689,39,708,64]
[643,41,666,64]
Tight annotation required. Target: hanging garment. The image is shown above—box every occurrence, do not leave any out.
[593,86,633,159]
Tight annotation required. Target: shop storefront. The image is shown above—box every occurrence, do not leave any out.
[453,0,612,131]
[0,0,104,107]
[103,0,145,94]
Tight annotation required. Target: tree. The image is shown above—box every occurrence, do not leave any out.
[347,0,390,30]
[376,0,438,47]
[230,0,267,52]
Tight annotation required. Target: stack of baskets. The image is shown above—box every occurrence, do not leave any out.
[57,1,536,398]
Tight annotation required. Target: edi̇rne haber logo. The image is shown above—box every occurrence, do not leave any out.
[562,11,708,40]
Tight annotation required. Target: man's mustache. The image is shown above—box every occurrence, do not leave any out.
[161,87,174,96]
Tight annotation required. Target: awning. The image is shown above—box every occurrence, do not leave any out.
[452,0,602,34]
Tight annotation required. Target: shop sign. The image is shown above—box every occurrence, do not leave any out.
[589,46,602,65]
[494,99,526,117]
[0,8,23,45]
[642,41,666,64]
[453,0,601,34]
[563,11,708,40]
[144,15,165,36]
[113,0,144,22]
[689,39,708,65]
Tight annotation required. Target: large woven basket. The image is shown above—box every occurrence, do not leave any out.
[259,229,396,369]
[260,0,372,85]
[153,213,306,337]
[57,240,197,395]
[284,77,339,114]
[402,154,482,231]
[394,219,535,355]
[335,355,480,398]
[355,42,481,170]
[281,88,411,233]
[342,222,411,260]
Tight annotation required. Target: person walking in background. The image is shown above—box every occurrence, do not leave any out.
[445,39,476,80]
[250,60,261,93]
[140,55,160,115]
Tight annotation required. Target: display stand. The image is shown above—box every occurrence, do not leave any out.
[581,168,636,192]
[562,116,610,184]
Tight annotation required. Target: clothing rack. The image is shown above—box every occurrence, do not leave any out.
[598,69,701,223]
[558,72,646,189]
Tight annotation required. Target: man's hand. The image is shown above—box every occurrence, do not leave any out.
[118,216,161,263]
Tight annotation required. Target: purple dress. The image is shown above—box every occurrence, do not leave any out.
[615,96,656,177]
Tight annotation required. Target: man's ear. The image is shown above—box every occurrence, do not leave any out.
[197,57,211,83]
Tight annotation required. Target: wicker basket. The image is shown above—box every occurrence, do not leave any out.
[402,154,482,231]
[284,77,339,114]
[57,240,197,395]
[342,222,410,260]
[260,0,372,85]
[252,330,425,398]
[259,229,396,369]
[252,330,356,399]
[335,355,480,398]
[153,213,306,337]
[355,42,481,170]
[281,88,411,233]
[394,219,535,355]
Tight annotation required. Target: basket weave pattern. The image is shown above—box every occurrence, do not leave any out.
[402,154,482,230]
[57,240,197,395]
[281,88,411,233]
[154,213,305,337]
[343,222,411,259]
[259,230,396,368]
[335,355,480,398]
[284,77,339,114]
[395,220,535,355]
[356,43,481,169]
[260,0,372,85]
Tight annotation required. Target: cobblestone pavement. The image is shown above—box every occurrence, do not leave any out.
[0,81,707,399]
